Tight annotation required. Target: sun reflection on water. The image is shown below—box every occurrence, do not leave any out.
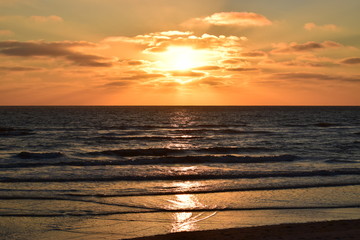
[169,194,202,232]
[171,180,201,190]
[167,182,217,233]
[164,142,192,149]
[169,110,193,128]
[164,110,217,232]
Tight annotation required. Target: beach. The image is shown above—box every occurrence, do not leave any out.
[127,219,360,240]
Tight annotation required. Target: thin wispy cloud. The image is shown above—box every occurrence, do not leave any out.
[192,66,221,70]
[340,57,360,64]
[182,12,272,28]
[226,67,258,72]
[171,70,206,77]
[114,71,166,81]
[272,41,343,54]
[0,66,41,72]
[240,51,267,57]
[272,72,360,82]
[0,40,112,67]
[0,29,14,36]
[30,15,64,23]
[304,22,339,31]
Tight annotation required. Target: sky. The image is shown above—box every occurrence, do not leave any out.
[0,0,359,105]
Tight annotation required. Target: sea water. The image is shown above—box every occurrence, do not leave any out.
[0,106,359,239]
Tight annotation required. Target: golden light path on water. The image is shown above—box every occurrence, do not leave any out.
[167,181,217,233]
[164,109,217,232]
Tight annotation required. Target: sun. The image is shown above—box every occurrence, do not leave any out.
[157,46,210,70]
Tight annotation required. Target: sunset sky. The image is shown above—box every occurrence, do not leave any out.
[0,0,359,105]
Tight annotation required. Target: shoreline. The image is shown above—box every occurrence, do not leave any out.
[125,219,360,240]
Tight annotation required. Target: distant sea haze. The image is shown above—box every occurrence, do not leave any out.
[0,106,359,238]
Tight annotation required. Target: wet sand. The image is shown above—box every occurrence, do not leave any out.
[125,219,360,240]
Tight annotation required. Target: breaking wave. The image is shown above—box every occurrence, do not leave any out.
[3,154,298,168]
[1,168,359,182]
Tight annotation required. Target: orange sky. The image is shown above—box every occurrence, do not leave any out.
[0,0,359,105]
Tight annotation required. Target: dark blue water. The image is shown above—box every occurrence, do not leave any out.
[0,106,359,239]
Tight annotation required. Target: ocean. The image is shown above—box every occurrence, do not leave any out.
[0,106,359,239]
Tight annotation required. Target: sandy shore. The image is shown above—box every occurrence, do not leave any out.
[125,219,360,240]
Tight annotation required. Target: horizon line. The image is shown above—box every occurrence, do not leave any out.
[0,105,359,107]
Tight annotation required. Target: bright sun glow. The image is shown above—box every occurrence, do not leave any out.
[158,46,210,70]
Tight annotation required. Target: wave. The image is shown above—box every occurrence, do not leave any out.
[284,122,346,128]
[283,124,309,127]
[98,123,248,131]
[169,129,273,135]
[15,151,65,159]
[136,154,298,165]
[283,123,347,129]
[96,128,274,136]
[86,146,272,157]
[92,135,202,142]
[1,168,359,182]
[1,183,359,200]
[1,205,359,218]
[326,159,359,164]
[314,122,342,127]
[2,154,298,168]
[191,123,247,128]
[85,182,360,197]
[0,127,34,137]
[99,125,165,131]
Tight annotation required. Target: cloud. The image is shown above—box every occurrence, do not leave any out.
[155,31,194,37]
[118,59,151,66]
[66,54,111,67]
[0,40,95,55]
[304,22,339,31]
[104,31,247,53]
[102,81,133,88]
[280,55,340,67]
[127,60,145,65]
[221,58,243,64]
[281,60,332,68]
[196,76,233,86]
[0,40,112,67]
[340,57,360,65]
[241,51,267,57]
[272,72,360,82]
[192,65,221,71]
[171,70,206,77]
[30,15,63,23]
[226,67,258,72]
[182,12,272,28]
[0,66,41,72]
[0,30,14,36]
[266,55,339,68]
[221,58,250,65]
[113,71,166,81]
[272,41,343,54]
